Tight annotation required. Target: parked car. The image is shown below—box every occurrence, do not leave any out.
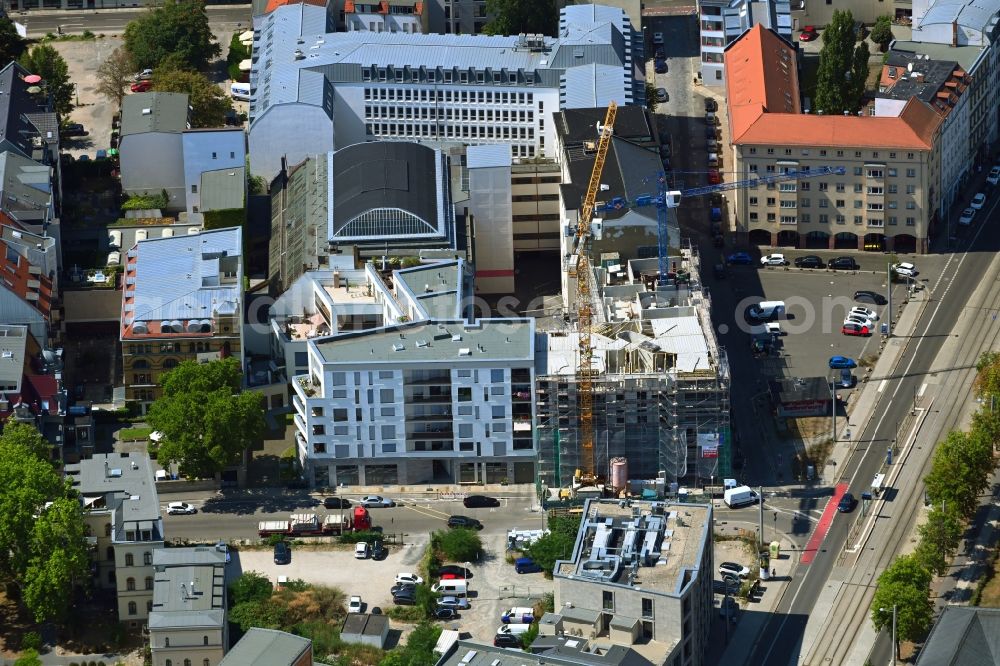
[434,608,458,620]
[166,502,197,515]
[654,47,665,58]
[837,492,856,512]
[845,314,876,329]
[348,596,363,613]
[134,68,153,81]
[959,207,976,226]
[395,573,424,585]
[705,112,717,125]
[60,123,87,137]
[435,565,473,579]
[892,262,918,278]
[372,540,387,560]
[354,542,370,559]
[854,290,887,305]
[718,561,750,579]
[988,166,1000,185]
[130,80,152,93]
[390,582,415,595]
[652,32,664,45]
[707,169,721,184]
[794,255,824,268]
[324,497,352,509]
[704,98,718,112]
[799,25,818,41]
[273,541,291,565]
[971,192,987,210]
[447,515,483,530]
[463,495,500,508]
[829,256,860,270]
[514,557,543,574]
[760,253,788,266]
[494,633,522,648]
[726,252,753,265]
[713,233,725,248]
[437,596,471,610]
[361,495,395,507]
[838,368,855,389]
[828,355,857,369]
[654,59,667,74]
[393,592,416,605]
[850,306,879,321]
[655,87,668,102]
[842,322,871,336]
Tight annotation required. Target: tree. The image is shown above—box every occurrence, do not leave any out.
[645,81,659,114]
[814,10,871,115]
[483,0,558,37]
[0,18,27,67]
[870,554,934,642]
[915,502,964,575]
[975,351,1000,399]
[526,531,576,575]
[380,622,442,666]
[229,571,274,605]
[924,430,994,518]
[96,47,135,109]
[152,68,232,128]
[432,528,484,562]
[229,597,288,631]
[146,358,266,479]
[870,15,894,52]
[123,0,220,72]
[414,583,438,619]
[0,425,89,623]
[20,44,73,116]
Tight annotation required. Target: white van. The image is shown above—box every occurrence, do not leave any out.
[230,82,251,101]
[431,580,468,597]
[496,623,533,637]
[747,300,785,322]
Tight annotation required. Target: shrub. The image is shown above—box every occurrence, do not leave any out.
[339,530,383,544]
[21,632,41,651]
[386,605,426,622]
[431,528,483,562]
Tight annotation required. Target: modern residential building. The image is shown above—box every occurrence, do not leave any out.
[287,258,534,486]
[0,217,57,319]
[699,0,792,85]
[727,25,942,253]
[536,250,731,488]
[875,50,972,220]
[267,142,457,294]
[119,227,244,411]
[65,453,164,628]
[219,628,314,666]
[248,3,642,177]
[148,546,228,666]
[550,498,714,666]
[120,93,247,220]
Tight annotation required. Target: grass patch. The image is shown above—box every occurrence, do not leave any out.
[118,426,153,441]
[386,605,425,622]
[974,546,1000,606]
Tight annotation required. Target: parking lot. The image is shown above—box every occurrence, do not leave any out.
[233,533,553,646]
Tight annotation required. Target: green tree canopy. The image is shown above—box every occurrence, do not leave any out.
[915,502,964,575]
[229,571,274,605]
[975,351,1000,399]
[0,424,89,622]
[870,554,934,642]
[924,429,994,518]
[0,18,27,66]
[380,622,442,666]
[483,0,558,37]
[147,358,266,479]
[870,16,894,51]
[20,44,73,116]
[814,10,871,114]
[432,528,484,562]
[152,68,232,128]
[123,0,221,71]
[526,514,581,575]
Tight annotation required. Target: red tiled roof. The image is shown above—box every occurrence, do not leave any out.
[264,0,325,14]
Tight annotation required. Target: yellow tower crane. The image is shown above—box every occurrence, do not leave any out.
[572,100,617,486]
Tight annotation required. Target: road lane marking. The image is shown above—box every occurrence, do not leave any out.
[878,379,887,393]
[800,483,848,565]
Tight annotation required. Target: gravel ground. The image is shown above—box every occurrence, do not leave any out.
[50,38,123,159]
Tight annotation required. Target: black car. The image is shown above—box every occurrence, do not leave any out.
[713,234,725,248]
[837,492,857,512]
[393,593,416,606]
[273,541,291,565]
[463,495,500,508]
[390,582,416,595]
[854,290,888,305]
[324,497,352,509]
[830,256,860,270]
[435,565,473,579]
[654,59,667,74]
[494,633,522,648]
[704,98,718,112]
[705,127,718,139]
[372,540,387,560]
[794,255,824,269]
[709,192,723,206]
[434,607,458,620]
[448,515,483,530]
[61,123,87,137]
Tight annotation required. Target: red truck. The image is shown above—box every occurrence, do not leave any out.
[258,507,371,537]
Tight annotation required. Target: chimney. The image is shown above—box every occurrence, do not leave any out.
[332,271,340,288]
[953,20,958,47]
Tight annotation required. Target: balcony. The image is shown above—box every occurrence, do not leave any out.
[408,411,453,421]
[408,392,450,404]
[411,429,454,439]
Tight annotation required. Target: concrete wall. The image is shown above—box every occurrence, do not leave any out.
[249,105,334,180]
[120,133,185,210]
[182,130,247,215]
[468,160,514,294]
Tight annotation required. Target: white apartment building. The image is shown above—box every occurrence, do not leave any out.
[65,453,164,628]
[248,4,641,178]
[698,0,792,85]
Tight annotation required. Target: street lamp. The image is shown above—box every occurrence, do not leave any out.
[879,604,897,665]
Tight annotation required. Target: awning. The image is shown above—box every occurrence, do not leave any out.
[239,59,252,72]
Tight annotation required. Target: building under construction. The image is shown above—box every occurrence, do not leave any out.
[535,246,731,492]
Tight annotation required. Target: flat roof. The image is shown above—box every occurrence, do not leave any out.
[219,628,312,666]
[312,318,534,366]
[341,612,389,637]
[394,260,464,320]
[65,453,162,526]
[121,92,189,136]
[148,549,226,630]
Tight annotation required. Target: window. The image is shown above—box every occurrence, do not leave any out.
[380,425,396,439]
[145,576,153,590]
[379,389,394,403]
[185,660,192,666]
[749,212,758,221]
[888,201,897,209]
[867,203,883,211]
[191,184,198,193]
[836,150,844,157]
[603,590,614,611]
[166,661,172,666]
[106,524,112,537]
[907,152,915,159]
[126,577,135,591]
[836,183,845,193]
[888,168,897,177]
[144,551,153,565]
[204,636,209,646]
[333,408,348,422]
[642,597,654,619]
[491,369,504,382]
[459,424,473,438]
[780,200,796,208]
[458,387,472,401]
[801,213,811,222]
[854,215,863,224]
[853,167,863,176]
[835,200,845,208]
[820,150,827,157]
[906,217,916,226]
[906,169,916,178]
[888,216,897,225]
[818,182,828,192]
[801,182,810,191]
[906,202,916,209]
[801,199,810,208]
[125,553,134,566]
[854,200,863,209]
[204,661,210,666]
[780,215,797,224]
[767,148,774,155]
[906,185,916,194]
[836,215,845,224]
[888,184,898,194]
[128,601,137,615]
[819,214,829,224]
[749,147,757,154]
[766,197,776,206]
[767,213,776,222]
[889,152,896,159]
[854,151,862,158]
[854,184,863,193]
[749,197,758,206]
[872,152,879,159]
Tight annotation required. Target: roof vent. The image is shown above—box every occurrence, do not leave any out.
[416,339,429,348]
[458,348,471,356]
[451,334,462,341]
[141,108,151,115]
[294,49,305,60]
[392,343,405,352]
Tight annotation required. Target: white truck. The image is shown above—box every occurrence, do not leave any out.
[723,485,759,509]
[501,607,535,624]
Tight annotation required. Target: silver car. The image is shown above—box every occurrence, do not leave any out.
[437,596,471,610]
[360,495,395,508]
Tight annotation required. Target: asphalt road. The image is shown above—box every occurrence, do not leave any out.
[162,490,544,543]
[743,197,1000,665]
[17,4,251,37]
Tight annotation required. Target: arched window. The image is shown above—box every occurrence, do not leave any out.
[165,660,172,666]
[163,358,179,370]
[203,636,209,645]
[128,601,137,615]
[133,359,150,369]
[126,577,135,591]
[184,659,192,666]
[125,553,134,566]
[145,576,153,590]
[203,660,210,666]
[106,546,114,561]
